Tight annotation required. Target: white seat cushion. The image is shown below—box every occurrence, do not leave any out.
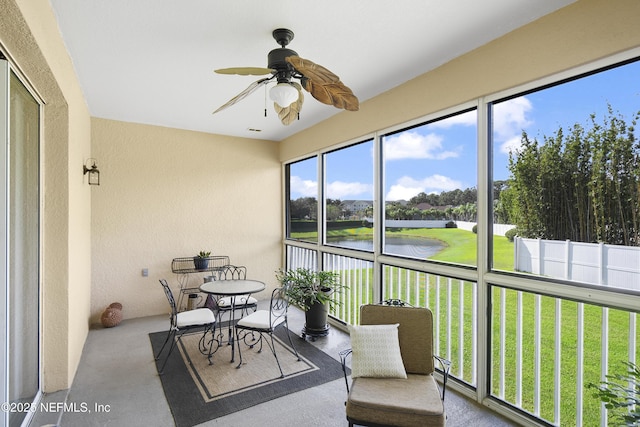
[176,308,215,328]
[217,295,258,308]
[236,310,284,329]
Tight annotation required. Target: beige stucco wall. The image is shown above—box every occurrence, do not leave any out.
[280,0,640,161]
[1,0,92,391]
[90,119,281,322]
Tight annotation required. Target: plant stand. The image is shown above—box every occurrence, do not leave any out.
[300,299,330,341]
[301,324,330,341]
[171,256,230,311]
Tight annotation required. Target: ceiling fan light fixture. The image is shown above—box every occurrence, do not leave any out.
[269,83,298,108]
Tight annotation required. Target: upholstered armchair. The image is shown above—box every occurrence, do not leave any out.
[340,303,450,427]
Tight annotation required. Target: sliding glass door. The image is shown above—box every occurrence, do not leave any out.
[0,58,41,427]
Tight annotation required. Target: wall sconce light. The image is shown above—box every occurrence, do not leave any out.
[83,158,100,186]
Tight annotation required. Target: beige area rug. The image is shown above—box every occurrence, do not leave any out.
[178,330,317,402]
[150,324,348,427]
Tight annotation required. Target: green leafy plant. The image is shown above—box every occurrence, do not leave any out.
[276,267,346,311]
[196,251,211,258]
[588,361,640,426]
[504,227,517,242]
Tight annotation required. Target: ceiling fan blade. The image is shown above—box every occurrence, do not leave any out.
[286,56,359,111]
[286,56,340,84]
[274,82,304,125]
[214,67,273,76]
[300,77,360,111]
[212,77,273,114]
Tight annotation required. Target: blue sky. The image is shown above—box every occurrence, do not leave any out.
[290,59,640,201]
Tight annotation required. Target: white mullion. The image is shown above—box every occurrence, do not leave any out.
[554,298,562,425]
[458,279,464,379]
[476,97,489,402]
[338,255,344,319]
[414,270,420,307]
[534,294,541,415]
[630,312,637,418]
[406,268,411,304]
[447,277,452,363]
[630,312,637,363]
[576,303,584,427]
[425,273,430,310]
[472,281,477,386]
[356,259,362,322]
[373,131,382,305]
[367,262,376,302]
[600,307,609,427]
[516,290,523,407]
[345,257,351,322]
[389,266,395,301]
[435,277,441,356]
[0,61,9,427]
[500,287,506,399]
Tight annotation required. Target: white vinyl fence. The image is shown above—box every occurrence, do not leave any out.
[456,221,515,236]
[514,237,640,291]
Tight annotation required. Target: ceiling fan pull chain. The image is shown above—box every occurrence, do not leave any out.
[264,85,268,117]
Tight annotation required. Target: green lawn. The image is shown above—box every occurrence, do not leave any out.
[384,226,514,269]
[290,225,636,425]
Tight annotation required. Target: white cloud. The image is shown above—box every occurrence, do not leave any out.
[326,181,373,199]
[384,131,460,161]
[493,96,533,154]
[499,135,523,155]
[386,175,463,201]
[290,175,317,197]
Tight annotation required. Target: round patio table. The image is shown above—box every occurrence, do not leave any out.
[200,279,265,362]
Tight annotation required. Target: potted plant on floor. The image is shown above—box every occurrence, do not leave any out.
[194,251,211,270]
[277,267,346,340]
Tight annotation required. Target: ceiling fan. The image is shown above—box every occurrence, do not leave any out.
[212,28,359,125]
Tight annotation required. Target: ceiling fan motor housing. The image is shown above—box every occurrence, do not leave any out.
[268,48,298,82]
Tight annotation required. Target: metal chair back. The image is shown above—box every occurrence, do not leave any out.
[159,279,178,329]
[268,285,289,328]
[215,265,247,280]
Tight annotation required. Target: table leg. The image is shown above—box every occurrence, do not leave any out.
[229,295,236,363]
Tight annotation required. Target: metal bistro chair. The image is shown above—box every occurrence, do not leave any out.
[203,265,257,343]
[213,265,257,317]
[155,279,217,373]
[339,301,451,427]
[234,284,301,378]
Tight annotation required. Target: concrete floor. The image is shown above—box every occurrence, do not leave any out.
[34,301,520,427]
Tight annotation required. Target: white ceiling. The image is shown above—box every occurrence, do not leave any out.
[48,0,574,142]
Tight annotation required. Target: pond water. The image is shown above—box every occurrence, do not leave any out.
[326,236,445,259]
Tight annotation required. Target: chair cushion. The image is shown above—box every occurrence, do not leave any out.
[346,374,445,427]
[217,295,258,308]
[349,324,407,379]
[236,310,284,330]
[176,308,215,328]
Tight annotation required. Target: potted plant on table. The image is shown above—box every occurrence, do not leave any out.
[194,251,211,270]
[277,267,346,340]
